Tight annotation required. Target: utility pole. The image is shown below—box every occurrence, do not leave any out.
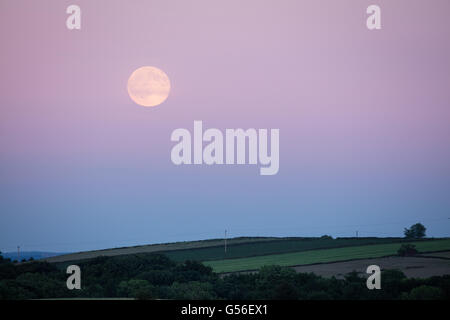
[17,246,20,261]
[356,231,358,238]
[224,230,227,254]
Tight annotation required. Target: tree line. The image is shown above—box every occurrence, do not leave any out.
[0,250,448,300]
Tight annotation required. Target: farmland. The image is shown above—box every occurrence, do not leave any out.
[7,236,450,300]
[292,256,450,279]
[44,236,278,263]
[45,236,450,272]
[203,239,450,273]
[162,237,415,262]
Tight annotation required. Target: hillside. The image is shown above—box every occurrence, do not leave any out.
[2,242,450,300]
[43,236,278,263]
[203,239,450,273]
[42,236,449,269]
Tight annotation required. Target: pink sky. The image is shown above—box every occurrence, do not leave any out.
[1,0,449,251]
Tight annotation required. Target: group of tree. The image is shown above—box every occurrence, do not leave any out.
[1,249,449,300]
[396,223,426,256]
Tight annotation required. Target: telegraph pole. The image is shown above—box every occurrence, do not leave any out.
[17,246,20,261]
[224,230,227,254]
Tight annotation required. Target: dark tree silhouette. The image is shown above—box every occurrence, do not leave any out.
[404,223,426,239]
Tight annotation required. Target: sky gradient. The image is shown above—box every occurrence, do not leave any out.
[1,0,450,252]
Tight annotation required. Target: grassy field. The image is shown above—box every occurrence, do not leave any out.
[203,239,450,273]
[44,236,279,263]
[162,237,415,262]
[45,236,411,264]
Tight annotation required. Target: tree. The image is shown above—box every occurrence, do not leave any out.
[117,279,155,299]
[402,285,444,300]
[169,281,217,300]
[273,281,299,300]
[404,223,426,239]
[397,244,418,256]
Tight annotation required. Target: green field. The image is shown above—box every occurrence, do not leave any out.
[49,236,415,264]
[162,237,417,262]
[46,237,280,264]
[203,239,450,273]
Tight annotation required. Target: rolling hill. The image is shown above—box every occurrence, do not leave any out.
[203,239,450,273]
[42,236,450,275]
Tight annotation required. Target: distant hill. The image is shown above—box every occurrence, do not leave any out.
[1,251,68,261]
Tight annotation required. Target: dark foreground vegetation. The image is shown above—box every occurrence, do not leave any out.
[1,252,449,300]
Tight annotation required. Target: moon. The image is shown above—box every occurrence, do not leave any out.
[127,66,171,107]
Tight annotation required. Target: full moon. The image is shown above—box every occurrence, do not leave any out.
[127,66,171,107]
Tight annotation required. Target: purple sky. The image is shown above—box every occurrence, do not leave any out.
[1,0,450,252]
